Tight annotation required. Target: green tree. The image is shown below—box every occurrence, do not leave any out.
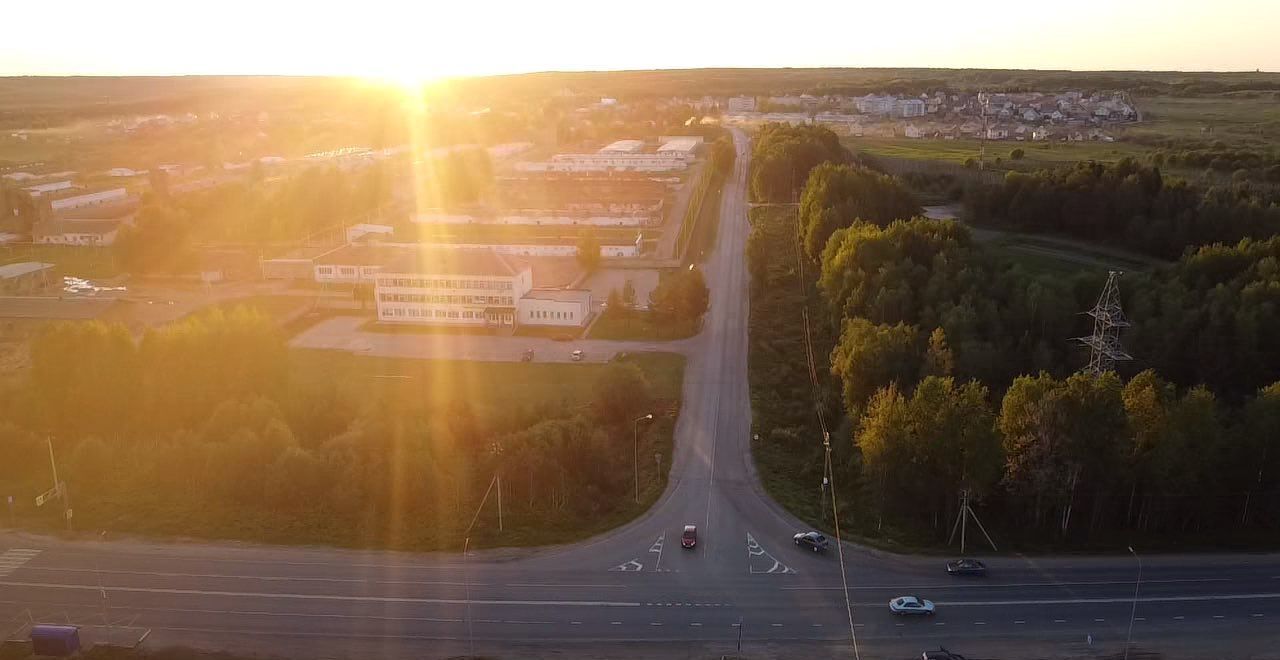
[922,327,955,378]
[593,362,652,423]
[830,318,923,415]
[576,231,602,271]
[649,268,710,327]
[710,135,736,176]
[115,203,195,275]
[799,162,921,259]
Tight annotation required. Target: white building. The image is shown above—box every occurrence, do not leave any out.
[516,154,687,173]
[374,248,531,327]
[727,96,756,113]
[313,245,413,284]
[24,181,77,197]
[519,289,592,327]
[32,219,121,246]
[656,137,701,159]
[856,95,896,115]
[50,188,127,212]
[599,139,646,154]
[346,223,395,243]
[897,99,926,118]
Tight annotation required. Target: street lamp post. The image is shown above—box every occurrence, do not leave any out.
[1124,546,1142,660]
[464,536,474,657]
[633,414,654,503]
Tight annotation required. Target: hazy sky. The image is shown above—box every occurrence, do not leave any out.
[2,0,1276,77]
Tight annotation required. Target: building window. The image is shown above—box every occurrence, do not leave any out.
[340,267,356,276]
[318,267,334,275]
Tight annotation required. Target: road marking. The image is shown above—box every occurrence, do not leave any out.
[1174,616,1185,620]
[0,550,40,577]
[1212,615,1225,619]
[935,592,1280,607]
[611,621,622,625]
[746,533,796,575]
[690,623,702,627]
[1014,620,1025,624]
[649,533,666,571]
[610,559,644,572]
[1094,618,1105,622]
[895,623,905,627]
[1054,619,1067,623]
[782,576,1230,591]
[1251,613,1264,618]
[771,623,782,627]
[934,622,946,626]
[0,580,641,607]
[974,621,986,625]
[1135,617,1145,621]
[570,621,581,625]
[649,622,662,626]
[505,583,624,589]
[811,624,823,627]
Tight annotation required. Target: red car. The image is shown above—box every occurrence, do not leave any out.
[681,525,697,549]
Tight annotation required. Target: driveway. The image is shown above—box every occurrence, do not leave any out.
[290,315,692,362]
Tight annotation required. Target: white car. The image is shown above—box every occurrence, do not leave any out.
[889,595,935,615]
[571,349,584,362]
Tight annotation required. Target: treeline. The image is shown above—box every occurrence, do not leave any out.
[965,158,1280,259]
[1,308,672,547]
[1156,146,1280,183]
[749,123,852,203]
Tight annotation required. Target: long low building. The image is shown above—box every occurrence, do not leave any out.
[516,154,688,173]
[373,248,590,328]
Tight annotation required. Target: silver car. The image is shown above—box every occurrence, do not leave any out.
[889,595,935,615]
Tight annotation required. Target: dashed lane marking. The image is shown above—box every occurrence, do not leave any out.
[1135,617,1146,622]
[0,580,641,607]
[1252,613,1265,618]
[771,623,782,627]
[1014,620,1026,625]
[1094,618,1105,622]
[974,621,986,626]
[1054,619,1067,623]
[1173,616,1185,620]
[690,623,702,627]
[611,621,622,625]
[1213,615,1225,619]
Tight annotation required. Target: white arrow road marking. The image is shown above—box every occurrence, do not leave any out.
[610,559,643,572]
[649,533,665,571]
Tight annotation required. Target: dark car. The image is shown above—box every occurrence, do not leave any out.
[681,524,697,548]
[793,531,829,552]
[946,558,987,576]
[521,348,534,362]
[923,648,966,660]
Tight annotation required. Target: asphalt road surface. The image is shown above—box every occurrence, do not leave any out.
[5,130,1280,659]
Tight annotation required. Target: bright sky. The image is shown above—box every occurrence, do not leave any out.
[2,0,1275,77]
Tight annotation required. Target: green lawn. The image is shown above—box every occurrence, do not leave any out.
[587,309,698,341]
[1129,94,1280,147]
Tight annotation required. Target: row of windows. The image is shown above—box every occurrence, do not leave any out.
[529,309,576,321]
[317,266,376,277]
[381,277,514,290]
[379,293,512,305]
[382,308,482,320]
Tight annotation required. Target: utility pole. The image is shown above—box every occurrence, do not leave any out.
[632,414,653,503]
[496,474,503,533]
[45,436,72,531]
[1124,546,1143,660]
[1074,271,1133,376]
[463,536,474,658]
[948,488,998,555]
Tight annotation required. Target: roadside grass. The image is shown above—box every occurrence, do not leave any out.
[9,350,687,551]
[190,294,316,325]
[685,171,726,266]
[0,244,121,280]
[587,309,697,341]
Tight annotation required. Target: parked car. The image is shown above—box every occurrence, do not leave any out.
[888,595,935,615]
[521,348,535,362]
[793,531,829,552]
[571,349,584,362]
[946,558,987,576]
[681,524,697,549]
[922,648,966,660]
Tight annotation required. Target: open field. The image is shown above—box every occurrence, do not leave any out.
[848,136,1155,168]
[971,226,1165,275]
[1129,93,1280,147]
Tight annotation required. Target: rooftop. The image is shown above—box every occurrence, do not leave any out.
[522,288,591,304]
[382,247,524,278]
[33,219,123,237]
[599,139,645,154]
[657,138,700,153]
[314,244,414,267]
[0,262,54,279]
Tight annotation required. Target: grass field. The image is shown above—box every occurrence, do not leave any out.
[971,225,1164,275]
[1129,93,1280,147]
[847,136,1154,168]
[587,309,697,341]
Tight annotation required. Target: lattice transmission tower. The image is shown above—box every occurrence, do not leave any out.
[1075,271,1132,375]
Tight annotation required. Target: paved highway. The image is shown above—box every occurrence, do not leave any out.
[4,129,1280,659]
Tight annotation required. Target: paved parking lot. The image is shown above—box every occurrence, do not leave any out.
[290,316,691,362]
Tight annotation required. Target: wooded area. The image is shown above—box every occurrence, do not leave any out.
[1,309,683,549]
[748,129,1280,549]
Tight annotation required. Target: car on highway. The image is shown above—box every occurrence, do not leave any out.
[793,531,829,552]
[922,648,966,660]
[521,348,534,362]
[571,349,583,361]
[888,595,935,615]
[681,524,697,548]
[946,558,987,576]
